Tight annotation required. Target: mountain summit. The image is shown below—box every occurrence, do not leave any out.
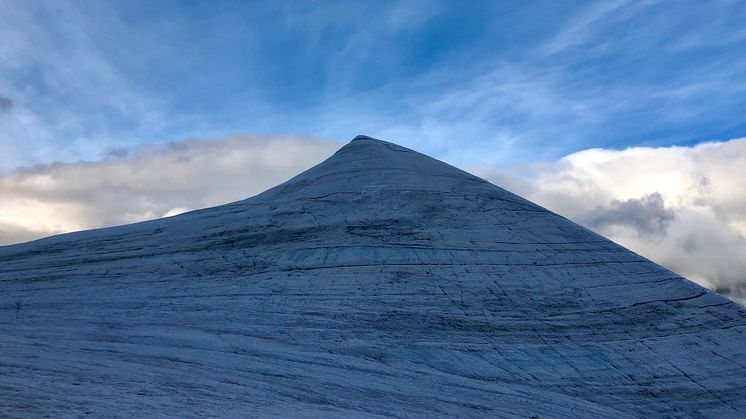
[2,136,745,417]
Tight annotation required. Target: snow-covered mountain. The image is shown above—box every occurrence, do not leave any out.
[2,135,745,417]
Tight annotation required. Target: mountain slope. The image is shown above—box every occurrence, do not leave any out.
[2,135,745,418]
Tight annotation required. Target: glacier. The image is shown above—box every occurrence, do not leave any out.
[1,135,745,417]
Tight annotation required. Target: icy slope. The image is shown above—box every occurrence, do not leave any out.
[1,135,745,418]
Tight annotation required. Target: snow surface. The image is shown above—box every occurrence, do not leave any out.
[1,135,746,418]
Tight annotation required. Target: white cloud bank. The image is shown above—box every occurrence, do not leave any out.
[476,137,746,303]
[1,134,745,303]
[0,135,339,245]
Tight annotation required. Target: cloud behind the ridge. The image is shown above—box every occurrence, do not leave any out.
[475,137,746,303]
[0,135,339,245]
[583,193,674,238]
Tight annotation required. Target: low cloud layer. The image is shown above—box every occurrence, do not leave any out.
[584,193,675,238]
[0,135,339,245]
[1,134,745,303]
[476,138,746,303]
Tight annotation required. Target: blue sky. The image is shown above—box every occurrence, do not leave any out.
[2,0,746,172]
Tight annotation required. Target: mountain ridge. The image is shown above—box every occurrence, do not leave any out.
[1,135,745,418]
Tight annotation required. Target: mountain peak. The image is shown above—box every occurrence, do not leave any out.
[255,134,515,211]
[2,136,745,417]
[351,134,377,141]
[343,133,416,153]
[348,134,403,148]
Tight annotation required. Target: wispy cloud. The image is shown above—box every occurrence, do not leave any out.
[538,0,636,56]
[0,0,172,172]
[299,0,746,168]
[2,1,746,172]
